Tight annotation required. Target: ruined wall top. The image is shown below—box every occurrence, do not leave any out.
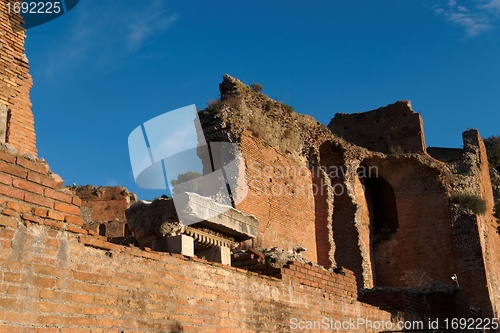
[328,100,426,155]
[199,74,346,162]
[0,5,37,156]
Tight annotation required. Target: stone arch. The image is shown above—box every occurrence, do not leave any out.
[360,174,399,287]
[361,157,457,288]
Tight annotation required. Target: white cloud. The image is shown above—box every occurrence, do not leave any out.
[435,7,445,15]
[479,0,500,14]
[433,0,499,37]
[446,11,491,36]
[127,10,178,51]
[34,0,179,80]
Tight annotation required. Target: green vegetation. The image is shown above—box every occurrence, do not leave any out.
[282,103,294,113]
[484,135,500,172]
[265,100,273,112]
[449,193,487,215]
[250,83,263,93]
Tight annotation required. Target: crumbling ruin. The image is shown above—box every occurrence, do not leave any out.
[74,185,137,239]
[125,193,259,265]
[1,5,500,332]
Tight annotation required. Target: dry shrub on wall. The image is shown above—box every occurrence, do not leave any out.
[449,193,487,215]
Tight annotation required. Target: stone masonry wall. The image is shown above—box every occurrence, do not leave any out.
[329,101,426,155]
[473,132,500,318]
[0,149,411,332]
[235,132,318,262]
[362,156,457,289]
[199,75,342,265]
[0,5,37,155]
[447,130,500,318]
[74,186,137,237]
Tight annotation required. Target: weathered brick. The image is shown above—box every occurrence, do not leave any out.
[54,201,79,215]
[2,206,21,216]
[0,174,11,185]
[78,236,118,251]
[24,192,54,208]
[0,184,24,200]
[72,196,82,206]
[70,293,94,304]
[33,300,57,313]
[74,271,110,284]
[3,272,21,283]
[6,201,31,213]
[33,207,48,217]
[0,162,27,178]
[27,171,56,188]
[65,215,84,226]
[16,157,49,174]
[66,225,87,234]
[43,220,65,230]
[12,178,43,195]
[33,276,55,288]
[0,150,16,164]
[47,210,65,221]
[22,213,43,224]
[44,188,73,204]
[38,289,65,301]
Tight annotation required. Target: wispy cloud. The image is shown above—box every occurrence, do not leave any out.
[480,0,500,12]
[35,0,179,80]
[434,0,500,37]
[127,6,178,51]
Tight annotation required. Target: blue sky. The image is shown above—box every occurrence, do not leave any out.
[25,0,500,200]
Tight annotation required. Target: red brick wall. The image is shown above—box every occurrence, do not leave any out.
[0,151,83,232]
[0,5,37,155]
[360,157,457,289]
[476,138,500,318]
[457,130,500,317]
[74,186,136,237]
[381,194,457,287]
[235,132,318,263]
[329,101,426,155]
[0,151,407,332]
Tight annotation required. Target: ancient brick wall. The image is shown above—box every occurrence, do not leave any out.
[199,76,339,266]
[0,150,83,234]
[74,186,137,237]
[359,288,465,319]
[472,132,500,318]
[362,156,457,289]
[235,132,318,263]
[0,150,411,332]
[0,5,37,155]
[329,101,426,155]
[447,130,500,318]
[322,151,458,291]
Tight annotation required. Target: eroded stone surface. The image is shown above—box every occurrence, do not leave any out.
[174,192,259,239]
[125,194,259,248]
[73,185,137,238]
[328,100,426,154]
